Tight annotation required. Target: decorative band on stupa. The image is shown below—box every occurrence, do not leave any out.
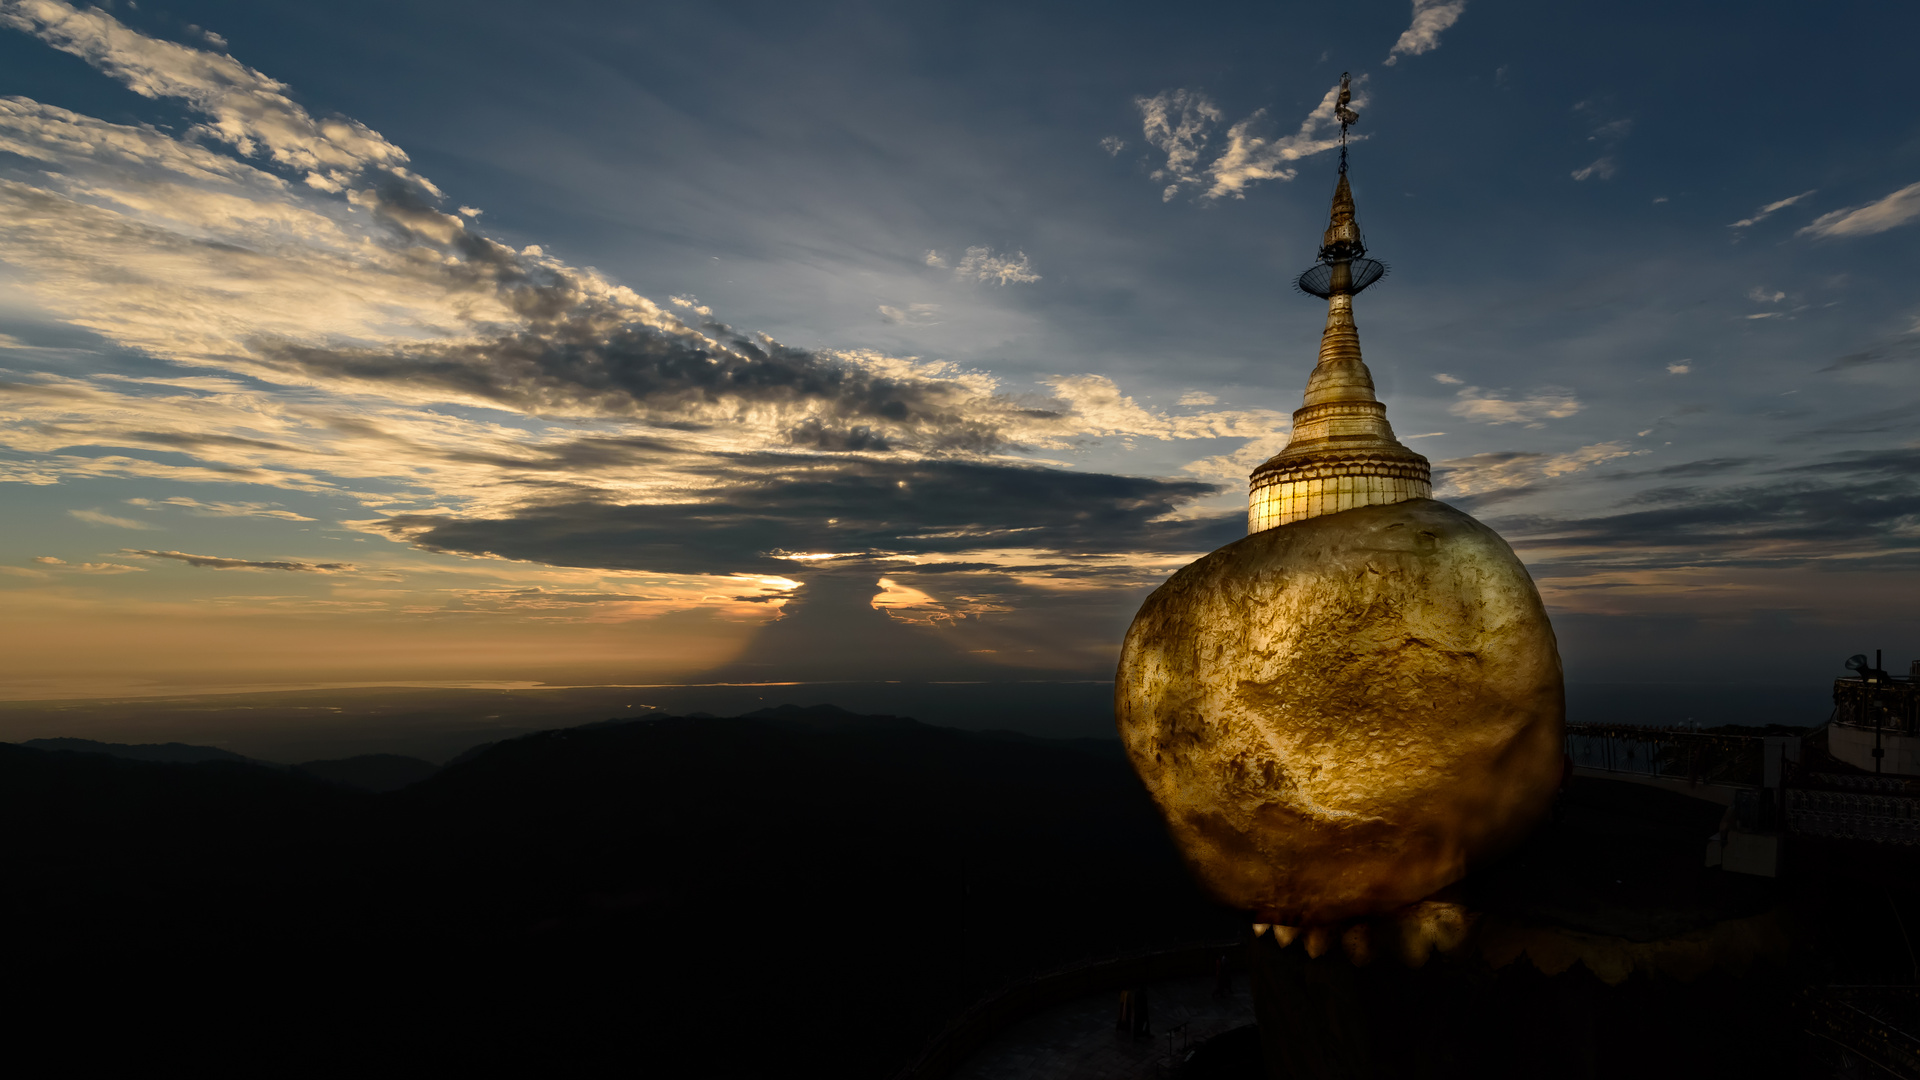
[1246,90,1429,534]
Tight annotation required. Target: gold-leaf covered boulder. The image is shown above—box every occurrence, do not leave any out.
[1116,498,1564,925]
[1117,159,1564,928]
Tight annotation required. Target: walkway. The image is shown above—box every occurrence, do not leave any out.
[953,975,1255,1080]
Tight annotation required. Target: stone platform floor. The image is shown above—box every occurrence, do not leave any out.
[954,975,1255,1080]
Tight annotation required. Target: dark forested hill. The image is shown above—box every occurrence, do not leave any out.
[0,715,1233,1076]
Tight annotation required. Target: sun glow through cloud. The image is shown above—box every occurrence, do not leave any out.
[0,0,1915,696]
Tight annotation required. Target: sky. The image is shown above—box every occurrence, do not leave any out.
[1,0,1916,708]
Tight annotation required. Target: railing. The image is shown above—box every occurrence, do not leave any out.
[1801,985,1920,1077]
[1833,677,1919,734]
[1788,785,1920,847]
[1564,724,1765,788]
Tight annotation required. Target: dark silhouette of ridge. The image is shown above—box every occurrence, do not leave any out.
[22,736,259,765]
[2,708,1906,1076]
[733,701,922,729]
[0,710,1233,1076]
[295,753,438,792]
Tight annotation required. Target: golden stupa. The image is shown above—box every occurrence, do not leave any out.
[1115,85,1565,928]
[1245,170,1431,533]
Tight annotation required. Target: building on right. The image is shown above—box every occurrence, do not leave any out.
[1825,651,1920,775]
[1785,651,1920,849]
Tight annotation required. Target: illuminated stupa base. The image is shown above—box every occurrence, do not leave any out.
[1247,457,1431,533]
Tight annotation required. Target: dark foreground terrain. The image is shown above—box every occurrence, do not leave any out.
[5,709,1914,1078]
[1,707,1235,1075]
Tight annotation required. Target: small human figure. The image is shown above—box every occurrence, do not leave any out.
[1115,987,1151,1038]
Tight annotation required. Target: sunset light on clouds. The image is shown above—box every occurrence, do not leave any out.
[1,0,1915,712]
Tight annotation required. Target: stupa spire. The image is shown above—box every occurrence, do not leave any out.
[1247,74,1431,534]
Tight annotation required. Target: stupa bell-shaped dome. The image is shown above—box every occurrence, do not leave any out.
[1247,169,1430,533]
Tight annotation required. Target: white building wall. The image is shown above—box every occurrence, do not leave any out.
[1828,722,1920,777]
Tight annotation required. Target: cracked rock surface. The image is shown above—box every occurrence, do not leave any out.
[1116,498,1564,925]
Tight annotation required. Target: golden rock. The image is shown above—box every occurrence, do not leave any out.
[1118,163,1564,926]
[1115,498,1564,925]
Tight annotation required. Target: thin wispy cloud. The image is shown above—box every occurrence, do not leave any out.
[953,246,1040,285]
[1205,81,1361,200]
[1435,441,1641,496]
[38,556,147,573]
[125,548,357,573]
[1798,181,1920,238]
[68,508,157,529]
[1570,157,1615,182]
[1447,386,1583,428]
[1819,334,1920,372]
[1728,189,1816,229]
[0,0,413,191]
[1385,0,1468,65]
[1134,80,1360,202]
[128,496,315,521]
[1136,88,1222,201]
[877,303,941,325]
[1569,98,1630,182]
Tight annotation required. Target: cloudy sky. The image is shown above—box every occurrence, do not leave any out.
[1,0,1916,702]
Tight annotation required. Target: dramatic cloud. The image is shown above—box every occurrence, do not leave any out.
[361,454,1238,577]
[1798,181,1920,238]
[1385,0,1468,65]
[125,548,358,573]
[1491,449,1920,573]
[0,0,412,191]
[0,2,1296,644]
[0,0,1914,697]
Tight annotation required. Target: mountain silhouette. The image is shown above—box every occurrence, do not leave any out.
[295,753,439,792]
[22,736,258,765]
[2,709,1230,1075]
[733,701,922,730]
